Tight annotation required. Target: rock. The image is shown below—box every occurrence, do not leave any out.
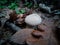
[10,28,51,45]
[38,24,52,32]
[10,28,35,44]
[32,30,43,38]
[10,27,58,45]
[37,19,55,39]
[26,38,48,45]
[38,18,55,32]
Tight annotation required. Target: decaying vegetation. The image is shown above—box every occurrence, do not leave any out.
[0,0,60,45]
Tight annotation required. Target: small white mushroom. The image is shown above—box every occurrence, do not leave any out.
[25,13,42,26]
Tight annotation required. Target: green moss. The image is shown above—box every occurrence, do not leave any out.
[15,8,26,14]
[0,0,20,9]
[0,0,8,5]
[8,3,18,10]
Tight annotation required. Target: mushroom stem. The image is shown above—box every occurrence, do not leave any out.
[25,13,42,30]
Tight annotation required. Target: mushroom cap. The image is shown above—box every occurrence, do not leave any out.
[25,13,42,26]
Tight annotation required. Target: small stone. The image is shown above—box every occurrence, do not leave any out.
[38,24,46,32]
[31,30,43,38]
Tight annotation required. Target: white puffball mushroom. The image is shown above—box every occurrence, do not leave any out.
[25,13,42,26]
